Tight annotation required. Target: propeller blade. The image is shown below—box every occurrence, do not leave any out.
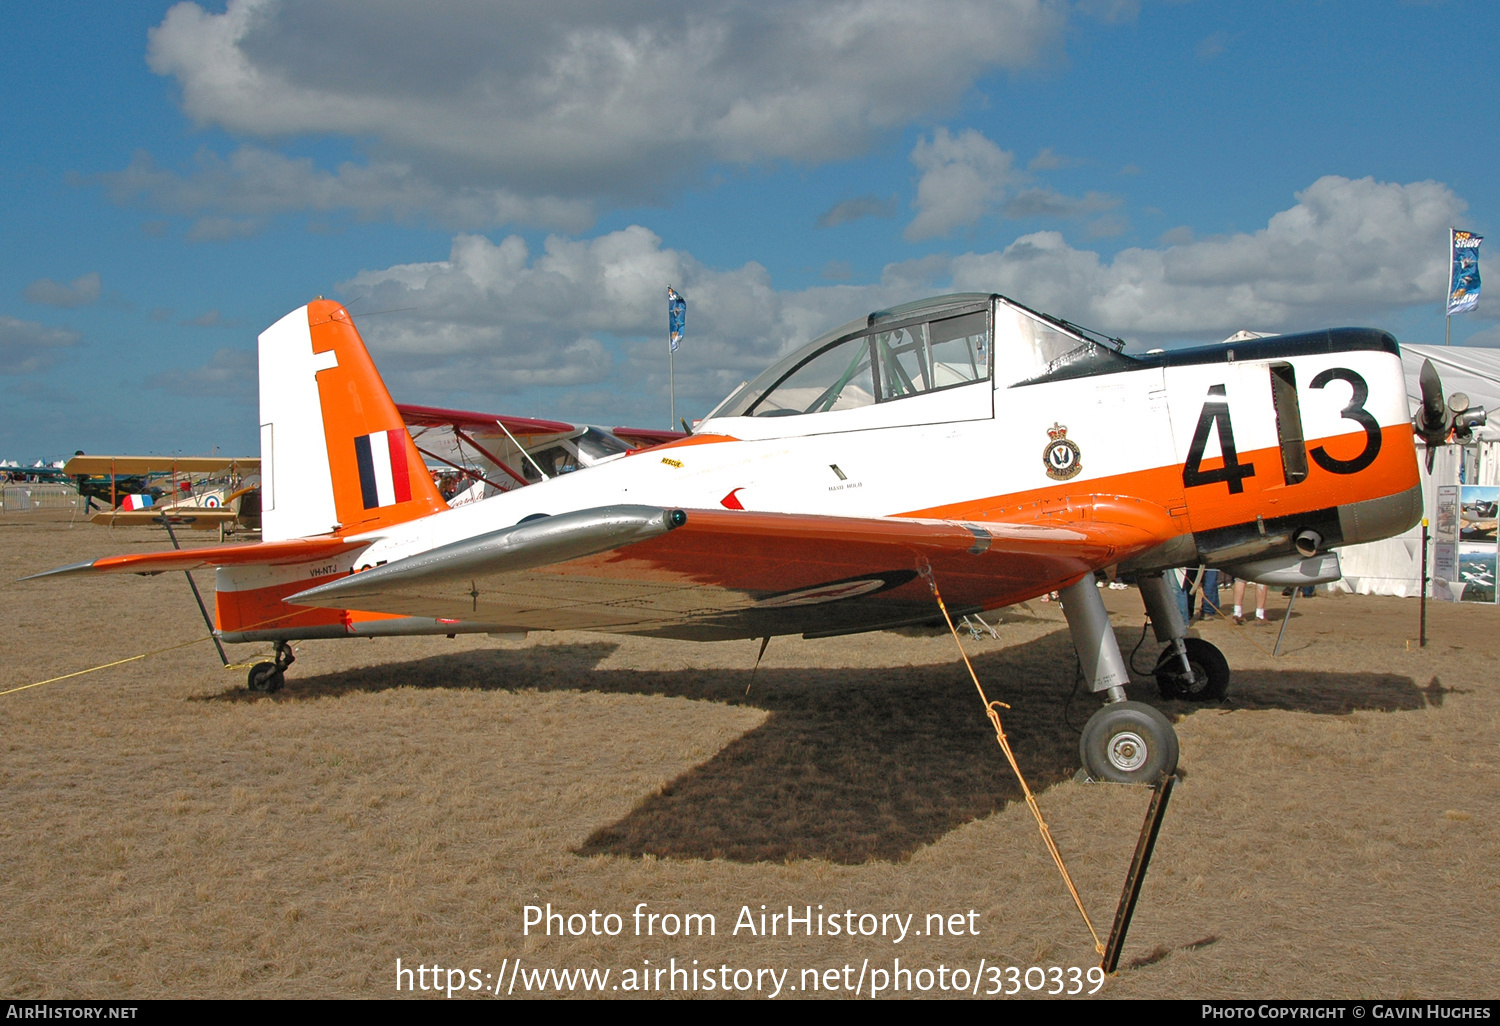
[1416,358,1451,444]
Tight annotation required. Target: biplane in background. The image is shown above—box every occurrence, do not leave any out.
[34,293,1467,784]
[63,455,262,536]
[397,404,683,506]
[62,415,678,535]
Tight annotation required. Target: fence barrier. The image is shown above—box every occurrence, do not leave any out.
[0,484,83,513]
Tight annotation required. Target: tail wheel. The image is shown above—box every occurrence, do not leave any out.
[247,662,284,693]
[1155,637,1229,702]
[1080,701,1179,784]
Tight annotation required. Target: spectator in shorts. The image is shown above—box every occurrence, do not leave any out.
[1233,577,1269,625]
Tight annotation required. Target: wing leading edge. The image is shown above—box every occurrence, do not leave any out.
[23,537,366,579]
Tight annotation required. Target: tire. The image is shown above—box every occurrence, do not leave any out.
[247,662,284,693]
[1155,637,1230,702]
[1079,701,1179,784]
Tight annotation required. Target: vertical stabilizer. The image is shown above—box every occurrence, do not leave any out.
[258,300,446,541]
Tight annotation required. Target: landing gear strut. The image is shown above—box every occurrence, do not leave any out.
[1058,574,1179,784]
[1136,571,1230,702]
[247,641,295,694]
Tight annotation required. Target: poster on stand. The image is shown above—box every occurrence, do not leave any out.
[1433,484,1460,601]
[1457,484,1499,602]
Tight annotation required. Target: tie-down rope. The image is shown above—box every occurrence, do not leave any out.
[1,608,306,698]
[920,566,1105,957]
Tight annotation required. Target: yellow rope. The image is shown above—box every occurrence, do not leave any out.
[927,572,1105,957]
[2,609,304,698]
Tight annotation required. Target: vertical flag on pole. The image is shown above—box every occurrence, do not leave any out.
[667,285,685,429]
[1449,229,1483,316]
[668,286,686,351]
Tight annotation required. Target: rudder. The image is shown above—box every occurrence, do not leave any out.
[258,300,445,541]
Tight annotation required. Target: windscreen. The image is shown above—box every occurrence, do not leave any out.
[728,307,990,419]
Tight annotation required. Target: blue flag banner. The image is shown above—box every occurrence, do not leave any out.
[1449,229,1483,316]
[668,285,685,352]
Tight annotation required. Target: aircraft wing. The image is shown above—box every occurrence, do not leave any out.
[88,508,241,529]
[395,403,575,439]
[64,456,259,476]
[24,537,366,579]
[284,500,1176,641]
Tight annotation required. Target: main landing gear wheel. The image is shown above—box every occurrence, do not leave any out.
[1155,637,1230,702]
[1080,701,1179,784]
[247,641,294,693]
[246,662,283,693]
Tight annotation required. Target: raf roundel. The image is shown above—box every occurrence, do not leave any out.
[1043,422,1083,481]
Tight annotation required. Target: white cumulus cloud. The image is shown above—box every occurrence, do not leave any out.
[949,175,1465,338]
[905,128,1020,241]
[146,0,1066,206]
[337,226,927,419]
[904,129,1118,240]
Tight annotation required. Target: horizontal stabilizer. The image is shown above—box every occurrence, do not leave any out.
[287,505,687,609]
[22,537,366,579]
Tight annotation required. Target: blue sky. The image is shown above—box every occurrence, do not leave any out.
[2,0,1496,460]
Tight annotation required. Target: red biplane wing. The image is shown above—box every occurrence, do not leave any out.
[395,403,574,438]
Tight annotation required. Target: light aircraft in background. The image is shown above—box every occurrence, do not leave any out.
[64,455,262,536]
[32,294,1464,784]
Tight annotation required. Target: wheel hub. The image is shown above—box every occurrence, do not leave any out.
[1108,730,1149,771]
[1166,660,1206,693]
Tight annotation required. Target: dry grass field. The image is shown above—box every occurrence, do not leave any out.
[2,515,1497,999]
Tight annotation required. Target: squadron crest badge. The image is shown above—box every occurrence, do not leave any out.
[1043,422,1082,480]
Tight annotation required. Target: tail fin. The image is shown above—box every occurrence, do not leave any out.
[258,300,446,541]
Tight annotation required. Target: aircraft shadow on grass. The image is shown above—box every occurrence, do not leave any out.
[212,628,1427,864]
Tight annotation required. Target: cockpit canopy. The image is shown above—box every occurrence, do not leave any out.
[710,293,1135,421]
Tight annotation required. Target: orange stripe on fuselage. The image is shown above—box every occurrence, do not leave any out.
[644,433,740,452]
[904,423,1419,533]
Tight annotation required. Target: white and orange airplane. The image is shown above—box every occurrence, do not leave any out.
[31,294,1451,783]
